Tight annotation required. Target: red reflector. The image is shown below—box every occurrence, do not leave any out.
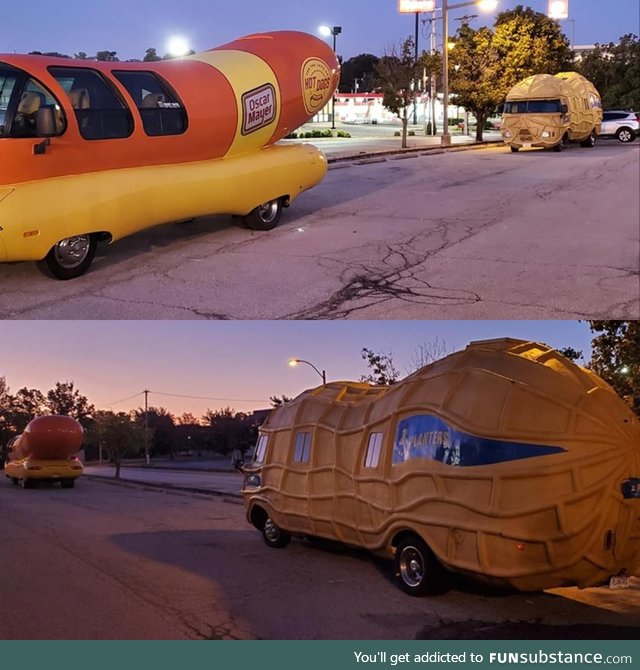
[516,543,525,551]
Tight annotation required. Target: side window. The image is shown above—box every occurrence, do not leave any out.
[364,432,383,468]
[49,66,133,140]
[7,75,65,139]
[254,435,268,464]
[293,432,312,464]
[0,67,19,135]
[112,70,188,137]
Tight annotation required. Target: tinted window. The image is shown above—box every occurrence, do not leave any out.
[504,99,562,114]
[364,432,383,468]
[1,66,65,139]
[49,66,133,140]
[113,70,187,136]
[254,435,268,464]
[293,432,312,464]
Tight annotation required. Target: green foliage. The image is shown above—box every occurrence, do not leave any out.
[587,321,639,416]
[340,53,380,93]
[336,130,351,138]
[143,48,162,62]
[450,8,571,141]
[95,50,119,62]
[93,411,146,478]
[284,132,298,139]
[134,406,176,459]
[577,35,640,109]
[46,381,95,422]
[201,407,256,456]
[321,129,333,137]
[360,348,400,386]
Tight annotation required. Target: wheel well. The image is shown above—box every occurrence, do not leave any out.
[95,232,112,243]
[390,529,424,550]
[250,504,268,530]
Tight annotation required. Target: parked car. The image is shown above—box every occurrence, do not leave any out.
[599,110,639,143]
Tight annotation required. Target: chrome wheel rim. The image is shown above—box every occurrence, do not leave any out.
[53,236,91,269]
[399,546,424,587]
[619,130,632,142]
[257,200,279,224]
[264,518,280,543]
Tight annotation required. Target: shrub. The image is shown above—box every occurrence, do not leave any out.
[321,129,333,138]
[408,130,416,136]
[284,132,298,139]
[337,130,351,138]
[304,131,313,138]
[394,131,401,137]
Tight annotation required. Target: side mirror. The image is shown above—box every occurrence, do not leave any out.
[36,106,58,138]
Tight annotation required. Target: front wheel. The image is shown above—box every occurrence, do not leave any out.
[243,198,283,231]
[37,234,97,280]
[394,535,447,596]
[510,146,520,153]
[616,128,634,143]
[262,516,291,548]
[580,131,596,148]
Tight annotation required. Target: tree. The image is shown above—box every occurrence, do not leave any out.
[8,387,48,433]
[587,321,639,415]
[375,38,432,148]
[96,51,119,62]
[450,6,572,141]
[557,347,583,363]
[46,381,94,422]
[143,48,162,62]
[360,347,400,386]
[578,35,639,109]
[74,52,88,60]
[0,376,13,452]
[93,411,145,478]
[202,407,256,457]
[134,406,176,458]
[340,53,380,93]
[270,395,292,407]
[29,51,70,58]
[177,412,199,426]
[409,337,451,372]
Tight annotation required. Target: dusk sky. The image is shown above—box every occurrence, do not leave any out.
[1,321,592,418]
[2,1,638,61]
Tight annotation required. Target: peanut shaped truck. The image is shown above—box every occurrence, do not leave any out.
[242,338,640,596]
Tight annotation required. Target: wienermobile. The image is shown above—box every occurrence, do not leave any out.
[0,31,340,279]
[4,415,84,488]
[242,339,640,596]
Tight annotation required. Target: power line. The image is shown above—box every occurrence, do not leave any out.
[105,391,145,407]
[149,390,269,404]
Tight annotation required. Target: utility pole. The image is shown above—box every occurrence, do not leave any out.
[144,389,150,465]
[413,11,420,125]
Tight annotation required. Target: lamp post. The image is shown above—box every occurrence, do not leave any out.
[288,358,327,385]
[441,0,498,147]
[319,25,342,129]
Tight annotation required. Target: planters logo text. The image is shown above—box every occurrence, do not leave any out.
[393,415,566,467]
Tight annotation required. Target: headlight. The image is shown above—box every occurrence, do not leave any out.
[541,131,550,138]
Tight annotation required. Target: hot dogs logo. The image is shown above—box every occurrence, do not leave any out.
[241,83,277,135]
[301,58,333,115]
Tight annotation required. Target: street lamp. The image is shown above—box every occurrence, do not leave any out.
[288,358,327,385]
[319,25,342,130]
[441,0,498,147]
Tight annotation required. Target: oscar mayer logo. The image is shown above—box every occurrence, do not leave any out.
[241,83,277,135]
[302,58,333,115]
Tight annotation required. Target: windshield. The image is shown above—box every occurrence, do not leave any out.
[504,99,563,114]
[0,65,20,135]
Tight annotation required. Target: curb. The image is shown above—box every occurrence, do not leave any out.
[326,140,503,166]
[84,474,243,501]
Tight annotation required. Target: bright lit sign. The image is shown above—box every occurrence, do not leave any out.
[548,0,569,19]
[398,0,436,13]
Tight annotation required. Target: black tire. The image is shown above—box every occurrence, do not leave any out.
[553,142,563,152]
[11,477,19,486]
[262,515,291,548]
[21,479,34,489]
[243,198,283,231]
[37,234,98,280]
[394,535,447,597]
[616,127,634,143]
[580,131,596,148]
[510,146,519,153]
[61,479,75,489]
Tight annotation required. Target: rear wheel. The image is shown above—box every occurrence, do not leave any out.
[616,128,634,143]
[510,146,519,153]
[394,535,447,596]
[61,479,75,489]
[243,198,283,231]
[37,234,97,280]
[262,516,291,548]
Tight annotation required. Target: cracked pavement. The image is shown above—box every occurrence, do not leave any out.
[0,142,637,319]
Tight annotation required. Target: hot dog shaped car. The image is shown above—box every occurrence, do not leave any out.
[0,31,340,279]
[242,338,640,596]
[4,415,84,488]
